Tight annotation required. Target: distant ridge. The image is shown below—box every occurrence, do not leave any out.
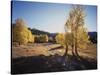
[28,28,50,35]
[28,28,57,38]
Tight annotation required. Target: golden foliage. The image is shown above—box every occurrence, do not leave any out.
[77,26,90,49]
[65,5,90,49]
[35,34,48,43]
[12,19,34,45]
[55,33,65,46]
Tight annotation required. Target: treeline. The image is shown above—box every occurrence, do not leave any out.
[12,19,65,45]
[12,18,97,45]
[29,27,97,44]
[29,28,57,43]
[12,19,55,45]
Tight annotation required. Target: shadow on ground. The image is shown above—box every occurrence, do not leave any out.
[11,54,97,74]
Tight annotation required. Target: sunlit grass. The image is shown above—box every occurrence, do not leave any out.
[12,43,97,60]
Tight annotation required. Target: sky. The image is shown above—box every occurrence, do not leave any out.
[12,1,97,33]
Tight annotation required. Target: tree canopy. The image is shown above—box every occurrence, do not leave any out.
[12,19,34,45]
[65,5,90,56]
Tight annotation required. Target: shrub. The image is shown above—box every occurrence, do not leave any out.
[34,34,48,43]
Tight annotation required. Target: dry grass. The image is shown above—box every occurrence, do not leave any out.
[12,43,97,60]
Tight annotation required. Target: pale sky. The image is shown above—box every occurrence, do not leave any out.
[12,1,97,33]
